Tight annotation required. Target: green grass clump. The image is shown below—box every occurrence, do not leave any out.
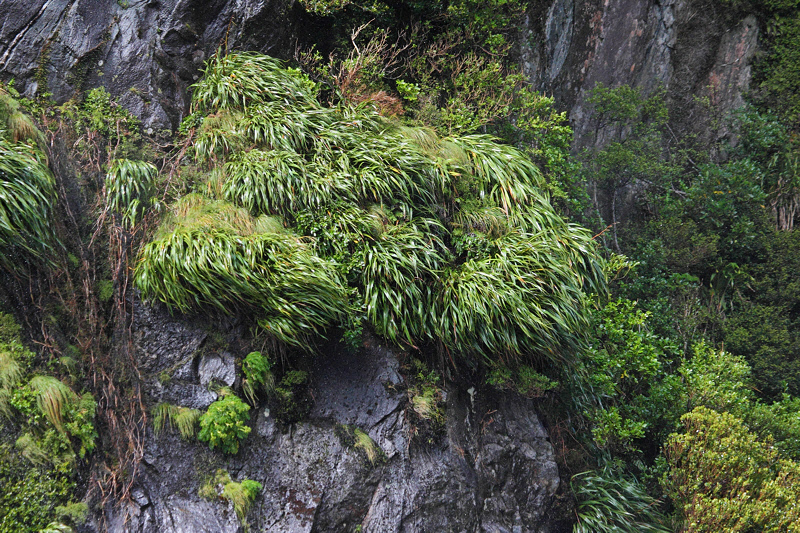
[0,138,57,272]
[353,428,381,465]
[137,50,606,366]
[241,351,274,405]
[104,158,158,227]
[135,228,347,347]
[152,402,201,440]
[572,468,671,533]
[274,370,312,425]
[199,469,262,522]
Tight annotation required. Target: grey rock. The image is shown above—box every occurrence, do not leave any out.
[94,315,561,532]
[198,351,235,389]
[0,0,302,131]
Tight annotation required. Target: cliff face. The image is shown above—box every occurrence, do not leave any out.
[522,0,759,150]
[0,0,305,131]
[97,302,562,533]
[0,0,759,145]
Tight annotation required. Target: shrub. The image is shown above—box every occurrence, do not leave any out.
[198,392,251,454]
[663,406,800,532]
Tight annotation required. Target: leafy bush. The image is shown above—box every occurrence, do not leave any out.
[572,299,684,454]
[198,392,251,454]
[0,444,76,533]
[663,406,800,532]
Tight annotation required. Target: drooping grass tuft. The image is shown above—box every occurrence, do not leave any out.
[105,158,158,227]
[572,468,671,533]
[152,402,201,439]
[223,478,263,520]
[139,50,608,364]
[0,138,58,271]
[191,51,318,114]
[222,149,331,216]
[241,351,274,405]
[353,428,380,465]
[0,89,42,145]
[0,349,21,389]
[29,375,74,432]
[135,228,347,346]
[357,221,448,346]
[16,432,52,465]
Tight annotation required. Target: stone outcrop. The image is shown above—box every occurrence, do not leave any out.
[0,0,304,132]
[88,302,562,532]
[522,0,760,150]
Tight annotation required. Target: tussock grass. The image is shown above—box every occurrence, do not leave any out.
[572,468,671,533]
[135,229,347,346]
[353,428,380,465]
[152,402,201,439]
[0,350,21,390]
[16,432,52,465]
[223,478,262,520]
[105,158,157,227]
[29,375,74,432]
[0,138,58,271]
[191,52,318,113]
[137,50,607,362]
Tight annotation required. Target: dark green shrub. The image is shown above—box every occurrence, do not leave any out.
[198,392,251,454]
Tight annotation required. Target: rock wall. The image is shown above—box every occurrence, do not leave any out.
[89,301,562,532]
[0,0,308,131]
[522,0,760,150]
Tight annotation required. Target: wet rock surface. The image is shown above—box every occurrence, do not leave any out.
[0,0,303,131]
[92,303,561,532]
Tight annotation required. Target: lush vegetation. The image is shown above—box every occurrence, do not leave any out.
[134,51,605,369]
[0,0,798,530]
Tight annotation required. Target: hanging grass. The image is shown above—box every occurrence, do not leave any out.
[0,89,42,145]
[241,103,328,153]
[572,468,671,533]
[28,375,74,433]
[152,402,201,439]
[193,111,248,164]
[140,50,607,362]
[356,221,448,346]
[134,228,347,346]
[190,51,318,114]
[222,149,336,216]
[435,226,604,363]
[105,158,158,227]
[448,134,543,212]
[0,138,57,271]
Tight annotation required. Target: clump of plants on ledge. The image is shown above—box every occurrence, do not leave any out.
[133,50,606,373]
